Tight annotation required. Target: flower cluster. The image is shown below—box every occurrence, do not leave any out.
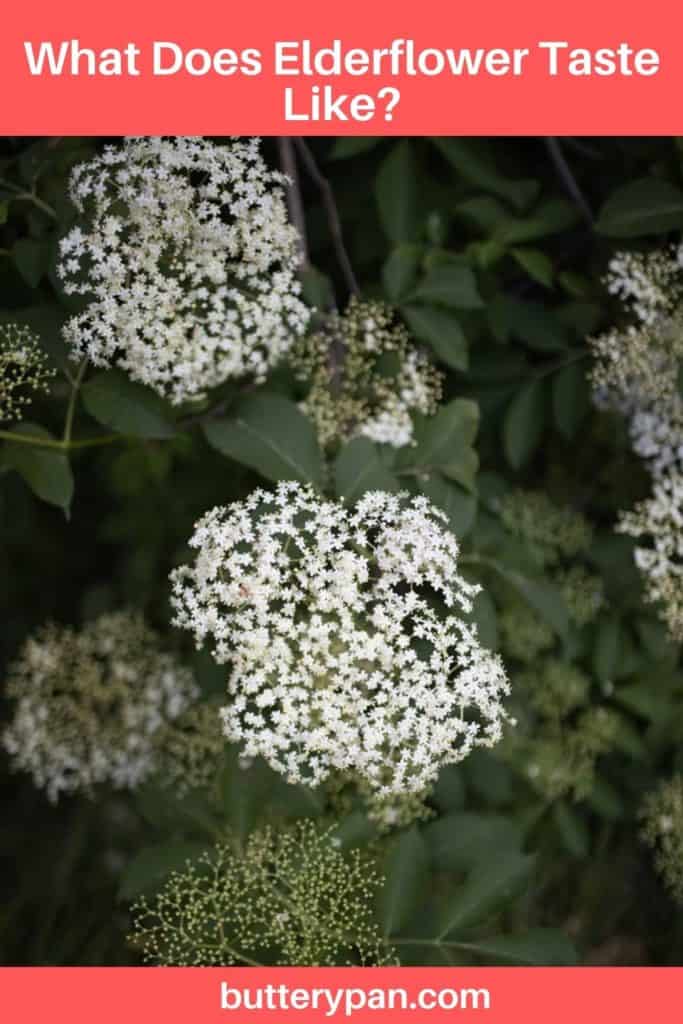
[504,659,618,802]
[170,482,510,800]
[591,247,683,476]
[290,298,442,449]
[496,490,593,569]
[0,323,55,423]
[590,246,683,638]
[2,611,198,802]
[618,472,683,641]
[156,702,226,796]
[641,775,683,902]
[130,821,395,966]
[58,137,309,405]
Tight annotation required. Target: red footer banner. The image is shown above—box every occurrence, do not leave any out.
[1,968,682,1022]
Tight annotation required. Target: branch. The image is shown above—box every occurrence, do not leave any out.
[293,138,360,298]
[544,137,593,226]
[277,138,310,269]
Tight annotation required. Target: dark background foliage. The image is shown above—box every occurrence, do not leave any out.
[2,136,683,965]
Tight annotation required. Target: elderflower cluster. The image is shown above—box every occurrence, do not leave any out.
[2,611,198,802]
[58,137,309,405]
[170,482,510,799]
[156,702,226,797]
[617,471,683,641]
[641,775,683,902]
[290,298,442,449]
[504,659,618,802]
[0,324,55,422]
[130,821,395,966]
[591,246,683,477]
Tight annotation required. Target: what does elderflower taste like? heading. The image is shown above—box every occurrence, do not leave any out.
[22,38,661,122]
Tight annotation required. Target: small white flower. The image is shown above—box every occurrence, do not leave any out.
[170,482,510,798]
[59,137,310,404]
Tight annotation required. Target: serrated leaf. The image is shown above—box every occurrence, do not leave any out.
[406,264,483,310]
[552,360,590,439]
[12,238,50,288]
[81,370,176,439]
[382,244,423,303]
[418,475,477,537]
[512,247,554,287]
[4,423,74,511]
[503,571,569,638]
[454,928,577,966]
[330,137,381,159]
[503,379,545,468]
[334,438,400,503]
[437,853,534,937]
[425,813,523,873]
[402,305,468,371]
[379,827,430,937]
[403,399,479,476]
[596,178,683,237]
[203,393,324,487]
[432,139,539,211]
[375,141,419,242]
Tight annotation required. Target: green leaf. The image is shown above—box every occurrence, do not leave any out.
[203,393,324,487]
[425,813,523,873]
[379,827,430,937]
[402,305,468,370]
[81,370,176,440]
[118,841,208,901]
[437,853,535,937]
[330,137,381,159]
[418,476,477,537]
[503,379,545,468]
[406,264,483,310]
[375,141,419,242]
[503,572,569,638]
[552,360,590,439]
[455,928,577,966]
[334,438,400,502]
[511,248,554,287]
[12,238,50,289]
[4,423,74,511]
[300,266,335,309]
[553,801,590,858]
[595,178,683,237]
[593,615,622,684]
[495,199,578,245]
[432,139,539,211]
[488,297,570,352]
[402,399,480,488]
[382,244,423,304]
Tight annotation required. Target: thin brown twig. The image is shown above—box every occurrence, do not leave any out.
[544,137,593,225]
[292,138,360,298]
[277,138,310,269]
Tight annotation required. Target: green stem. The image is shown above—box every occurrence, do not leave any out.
[0,178,58,220]
[63,358,88,444]
[0,430,121,451]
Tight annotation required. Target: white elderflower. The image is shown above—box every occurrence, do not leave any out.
[617,470,683,641]
[290,298,442,450]
[590,246,683,478]
[170,482,510,799]
[2,611,198,801]
[58,137,309,404]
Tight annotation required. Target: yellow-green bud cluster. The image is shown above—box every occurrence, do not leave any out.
[0,324,55,423]
[129,820,396,966]
[497,490,592,569]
